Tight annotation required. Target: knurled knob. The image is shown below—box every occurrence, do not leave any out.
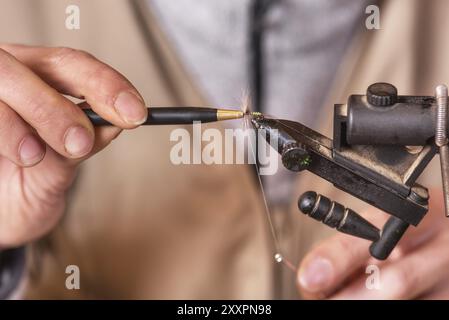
[366,82,398,107]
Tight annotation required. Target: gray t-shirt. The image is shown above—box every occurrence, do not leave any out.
[148,0,369,204]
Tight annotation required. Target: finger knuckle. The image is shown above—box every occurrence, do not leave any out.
[85,64,126,105]
[0,48,18,75]
[47,47,94,68]
[0,47,11,59]
[0,105,12,126]
[27,94,54,127]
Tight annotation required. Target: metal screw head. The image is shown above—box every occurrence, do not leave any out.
[435,84,448,147]
[367,82,398,107]
[281,143,311,172]
[410,186,429,205]
[436,84,448,98]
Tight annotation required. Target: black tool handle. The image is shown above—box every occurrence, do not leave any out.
[83,107,218,126]
[298,191,381,242]
[370,216,409,260]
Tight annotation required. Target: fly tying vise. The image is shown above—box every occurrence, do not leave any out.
[84,83,449,261]
[252,82,449,260]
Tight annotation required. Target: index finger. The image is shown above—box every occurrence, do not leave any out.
[0,48,95,158]
[1,45,148,129]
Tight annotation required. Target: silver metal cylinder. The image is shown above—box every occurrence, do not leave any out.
[435,84,449,217]
[436,85,448,146]
[440,145,449,217]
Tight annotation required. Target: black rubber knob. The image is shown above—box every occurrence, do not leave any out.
[366,82,397,107]
[298,191,318,215]
[298,191,380,242]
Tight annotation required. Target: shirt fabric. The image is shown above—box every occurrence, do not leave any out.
[147,0,369,204]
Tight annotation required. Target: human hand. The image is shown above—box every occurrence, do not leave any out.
[297,189,449,299]
[0,44,147,247]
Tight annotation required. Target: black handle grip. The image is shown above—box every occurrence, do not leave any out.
[83,107,218,126]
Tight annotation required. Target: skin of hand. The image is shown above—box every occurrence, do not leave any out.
[297,188,449,299]
[0,44,148,248]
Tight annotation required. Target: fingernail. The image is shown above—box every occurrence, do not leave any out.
[114,91,147,125]
[64,126,94,157]
[19,134,45,166]
[299,257,333,293]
